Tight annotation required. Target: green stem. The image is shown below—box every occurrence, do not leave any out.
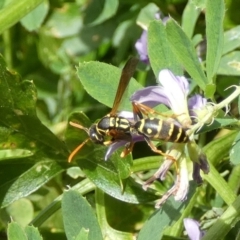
[0,0,43,34]
[202,195,240,240]
[95,188,135,240]
[228,165,240,194]
[2,29,12,68]
[204,161,236,205]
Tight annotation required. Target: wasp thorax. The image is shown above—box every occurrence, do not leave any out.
[89,124,105,144]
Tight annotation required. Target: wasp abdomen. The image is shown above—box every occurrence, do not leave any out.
[135,117,188,143]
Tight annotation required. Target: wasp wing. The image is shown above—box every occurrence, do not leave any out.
[110,57,138,116]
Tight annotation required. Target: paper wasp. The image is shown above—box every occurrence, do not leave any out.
[68,57,189,163]
[68,57,138,162]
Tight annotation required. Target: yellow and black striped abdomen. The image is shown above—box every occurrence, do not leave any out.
[134,117,188,143]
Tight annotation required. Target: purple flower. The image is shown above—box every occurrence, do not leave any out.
[135,30,149,64]
[184,218,205,240]
[188,94,208,120]
[131,69,192,127]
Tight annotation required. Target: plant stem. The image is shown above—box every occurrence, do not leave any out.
[0,0,43,34]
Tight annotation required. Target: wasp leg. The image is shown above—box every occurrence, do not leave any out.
[155,173,180,208]
[144,137,176,161]
[143,137,180,190]
[132,101,177,118]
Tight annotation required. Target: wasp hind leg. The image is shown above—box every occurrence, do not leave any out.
[143,136,180,195]
[144,137,176,161]
[132,102,177,119]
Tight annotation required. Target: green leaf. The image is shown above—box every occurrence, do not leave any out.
[217,51,240,76]
[148,20,183,77]
[223,26,240,54]
[77,61,142,111]
[84,0,118,26]
[76,228,89,240]
[165,19,207,90]
[201,195,240,240]
[20,1,49,31]
[30,179,95,228]
[205,83,216,99]
[25,226,43,240]
[182,0,201,38]
[192,0,206,9]
[111,152,132,180]
[198,118,239,134]
[204,130,238,167]
[6,198,34,227]
[0,158,66,208]
[0,0,43,34]
[45,3,82,38]
[62,190,103,240]
[0,54,68,155]
[77,148,158,204]
[136,3,159,29]
[137,184,195,240]
[65,112,93,160]
[205,0,225,82]
[7,222,27,240]
[230,132,240,165]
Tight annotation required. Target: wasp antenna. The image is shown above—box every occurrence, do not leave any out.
[69,121,89,133]
[68,138,90,163]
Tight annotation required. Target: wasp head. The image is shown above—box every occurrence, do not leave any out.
[89,124,105,144]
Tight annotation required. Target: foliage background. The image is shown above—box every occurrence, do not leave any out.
[1,0,240,239]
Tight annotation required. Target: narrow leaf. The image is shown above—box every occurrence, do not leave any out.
[166,19,207,90]
[206,0,225,82]
[148,20,183,77]
[217,51,240,76]
[182,0,201,38]
[230,132,240,165]
[76,228,89,240]
[0,158,66,207]
[223,26,240,54]
[198,118,238,134]
[204,131,238,167]
[62,190,103,240]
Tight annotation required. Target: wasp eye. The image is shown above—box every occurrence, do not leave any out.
[89,124,104,144]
